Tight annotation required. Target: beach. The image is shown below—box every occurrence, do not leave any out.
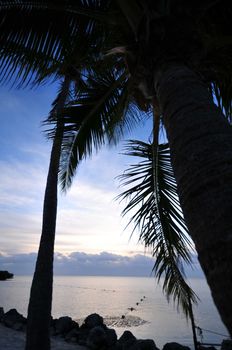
[0,324,87,350]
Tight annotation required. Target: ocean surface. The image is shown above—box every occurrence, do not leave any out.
[0,276,229,349]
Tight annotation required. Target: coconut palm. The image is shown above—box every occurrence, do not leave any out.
[57,1,232,336]
[1,0,232,343]
[57,60,201,343]
[25,76,71,350]
[0,4,143,350]
[0,4,106,350]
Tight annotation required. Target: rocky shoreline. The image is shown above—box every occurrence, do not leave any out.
[0,307,231,350]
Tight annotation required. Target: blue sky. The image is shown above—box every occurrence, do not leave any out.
[0,82,203,277]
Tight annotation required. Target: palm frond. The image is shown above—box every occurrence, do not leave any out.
[0,0,109,87]
[49,65,142,191]
[117,140,198,318]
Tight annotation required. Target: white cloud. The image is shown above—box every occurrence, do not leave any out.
[0,156,143,255]
[0,159,47,207]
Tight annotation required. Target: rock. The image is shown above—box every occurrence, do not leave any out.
[78,324,90,345]
[0,271,14,280]
[65,328,80,343]
[2,308,26,328]
[163,343,190,350]
[105,328,117,347]
[50,315,55,327]
[87,326,107,349]
[54,316,78,335]
[118,330,137,348]
[0,307,4,321]
[199,346,216,350]
[12,322,25,331]
[221,339,232,350]
[137,339,159,350]
[126,342,140,350]
[118,338,158,350]
[84,313,104,329]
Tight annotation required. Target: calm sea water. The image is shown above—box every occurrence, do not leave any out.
[0,276,229,349]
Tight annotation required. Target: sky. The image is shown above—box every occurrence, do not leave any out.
[0,82,203,277]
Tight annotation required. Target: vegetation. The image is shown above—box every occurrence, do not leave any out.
[1,1,232,349]
[118,141,197,316]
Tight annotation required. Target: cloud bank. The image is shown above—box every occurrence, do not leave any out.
[0,251,203,277]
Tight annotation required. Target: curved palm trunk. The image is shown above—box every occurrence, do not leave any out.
[25,76,70,350]
[155,65,232,335]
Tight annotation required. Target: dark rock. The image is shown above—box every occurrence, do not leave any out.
[2,309,26,328]
[87,326,107,349]
[118,330,137,348]
[71,320,79,330]
[137,339,159,350]
[163,343,190,350]
[127,342,140,350]
[221,339,232,350]
[54,316,78,335]
[12,322,25,331]
[65,328,80,343]
[84,313,104,329]
[50,319,57,336]
[78,324,90,345]
[198,346,216,350]
[50,315,55,327]
[105,328,117,347]
[0,271,14,280]
[0,307,4,321]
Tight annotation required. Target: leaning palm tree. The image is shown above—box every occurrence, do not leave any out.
[57,60,201,345]
[57,1,232,336]
[0,4,143,350]
[25,77,71,350]
[0,4,110,349]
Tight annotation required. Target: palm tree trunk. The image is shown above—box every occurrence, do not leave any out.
[155,64,232,336]
[25,76,71,350]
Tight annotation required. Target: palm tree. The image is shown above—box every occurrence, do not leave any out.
[2,0,232,342]
[57,59,201,350]
[53,0,232,336]
[25,76,71,350]
[0,4,143,350]
[0,4,108,349]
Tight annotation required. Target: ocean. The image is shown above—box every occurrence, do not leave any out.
[0,276,229,349]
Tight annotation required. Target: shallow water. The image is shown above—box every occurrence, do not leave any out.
[0,276,229,349]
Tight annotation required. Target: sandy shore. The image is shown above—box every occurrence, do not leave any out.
[0,324,87,350]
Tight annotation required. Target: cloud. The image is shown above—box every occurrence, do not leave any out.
[0,251,204,278]
[0,252,37,275]
[0,155,140,255]
[0,160,47,208]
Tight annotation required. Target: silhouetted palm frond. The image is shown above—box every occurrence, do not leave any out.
[50,65,143,191]
[0,0,108,87]
[118,140,198,318]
